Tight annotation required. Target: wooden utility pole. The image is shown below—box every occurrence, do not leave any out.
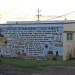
[36,8,41,22]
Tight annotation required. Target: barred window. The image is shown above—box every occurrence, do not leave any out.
[67,33,73,40]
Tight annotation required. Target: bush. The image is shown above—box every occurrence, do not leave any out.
[52,56,57,60]
[0,55,3,58]
[48,51,53,54]
[68,53,72,60]
[0,59,2,62]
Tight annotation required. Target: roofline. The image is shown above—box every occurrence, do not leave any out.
[64,31,75,33]
[1,20,75,25]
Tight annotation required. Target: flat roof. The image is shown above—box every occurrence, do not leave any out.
[1,20,75,25]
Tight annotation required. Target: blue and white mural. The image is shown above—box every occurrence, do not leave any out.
[0,24,63,56]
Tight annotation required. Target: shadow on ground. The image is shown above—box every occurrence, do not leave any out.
[0,64,75,75]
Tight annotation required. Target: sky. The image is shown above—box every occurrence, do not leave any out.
[0,0,75,23]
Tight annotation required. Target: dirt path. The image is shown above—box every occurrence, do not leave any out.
[0,64,75,75]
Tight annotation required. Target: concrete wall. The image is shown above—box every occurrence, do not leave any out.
[64,23,75,31]
[1,21,75,60]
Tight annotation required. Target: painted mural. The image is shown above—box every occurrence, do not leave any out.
[0,24,63,56]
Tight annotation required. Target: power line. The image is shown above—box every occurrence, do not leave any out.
[49,11,75,20]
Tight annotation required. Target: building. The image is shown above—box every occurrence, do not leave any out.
[0,20,75,60]
[64,20,75,60]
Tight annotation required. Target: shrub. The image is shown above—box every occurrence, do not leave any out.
[68,53,72,60]
[0,59,2,62]
[52,56,57,60]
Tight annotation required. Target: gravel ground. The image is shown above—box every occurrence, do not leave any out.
[0,64,75,75]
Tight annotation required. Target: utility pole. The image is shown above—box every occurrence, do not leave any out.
[64,16,67,22]
[36,8,41,22]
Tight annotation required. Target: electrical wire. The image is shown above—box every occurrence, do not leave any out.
[49,11,75,20]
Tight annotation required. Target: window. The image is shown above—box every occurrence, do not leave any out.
[67,33,73,40]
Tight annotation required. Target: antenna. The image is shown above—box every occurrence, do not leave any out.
[36,8,41,22]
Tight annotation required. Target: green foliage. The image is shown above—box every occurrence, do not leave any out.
[68,53,72,60]
[0,57,75,68]
[0,59,2,62]
[52,57,57,60]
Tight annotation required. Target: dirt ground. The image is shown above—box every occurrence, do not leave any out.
[0,64,75,75]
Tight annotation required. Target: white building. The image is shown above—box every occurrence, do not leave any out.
[64,20,75,60]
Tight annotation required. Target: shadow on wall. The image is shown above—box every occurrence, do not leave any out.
[67,44,75,60]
